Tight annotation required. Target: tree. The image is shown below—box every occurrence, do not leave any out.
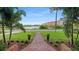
[0,7,14,44]
[0,7,26,43]
[50,7,61,32]
[63,7,79,46]
[5,9,26,41]
[39,25,48,29]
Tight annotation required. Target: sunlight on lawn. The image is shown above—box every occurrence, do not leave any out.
[41,31,78,43]
[0,32,35,41]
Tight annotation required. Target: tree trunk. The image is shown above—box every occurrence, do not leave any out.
[9,26,12,41]
[75,24,79,41]
[55,10,58,32]
[2,23,6,44]
[71,21,74,47]
[71,8,74,47]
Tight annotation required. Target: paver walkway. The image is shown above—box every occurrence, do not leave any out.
[22,32,56,51]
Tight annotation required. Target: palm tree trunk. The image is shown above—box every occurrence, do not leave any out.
[71,8,74,47]
[71,21,74,47]
[76,31,79,41]
[75,24,79,41]
[9,26,12,41]
[2,22,6,44]
[55,10,58,32]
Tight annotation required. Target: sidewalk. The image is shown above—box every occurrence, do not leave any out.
[22,32,56,51]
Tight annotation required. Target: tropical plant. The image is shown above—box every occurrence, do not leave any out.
[0,43,7,51]
[63,7,79,46]
[50,7,61,32]
[0,7,14,44]
[0,7,26,43]
[5,8,26,41]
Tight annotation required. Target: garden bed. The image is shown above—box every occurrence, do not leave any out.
[41,31,72,51]
[0,32,35,51]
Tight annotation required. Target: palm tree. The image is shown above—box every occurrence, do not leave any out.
[50,7,61,32]
[0,7,26,43]
[0,7,13,44]
[3,8,16,41]
[5,9,26,41]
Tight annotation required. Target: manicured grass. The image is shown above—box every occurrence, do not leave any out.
[0,32,35,41]
[42,31,79,51]
[41,31,77,43]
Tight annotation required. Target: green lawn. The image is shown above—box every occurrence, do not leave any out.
[41,31,77,43]
[0,32,35,41]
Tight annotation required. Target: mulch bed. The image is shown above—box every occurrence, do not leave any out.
[45,39,72,51]
[6,41,28,51]
[58,43,71,51]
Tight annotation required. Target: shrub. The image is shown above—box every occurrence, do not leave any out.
[11,40,14,42]
[25,41,28,44]
[54,44,58,47]
[75,41,79,47]
[21,41,24,43]
[73,41,79,50]
[47,34,50,41]
[61,41,64,43]
[53,26,64,29]
[56,41,60,44]
[50,42,53,44]
[16,41,19,43]
[39,25,48,29]
[0,43,7,51]
[28,34,31,41]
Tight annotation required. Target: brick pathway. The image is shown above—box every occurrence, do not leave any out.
[22,32,56,51]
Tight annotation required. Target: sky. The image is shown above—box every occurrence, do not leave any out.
[19,7,63,25]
